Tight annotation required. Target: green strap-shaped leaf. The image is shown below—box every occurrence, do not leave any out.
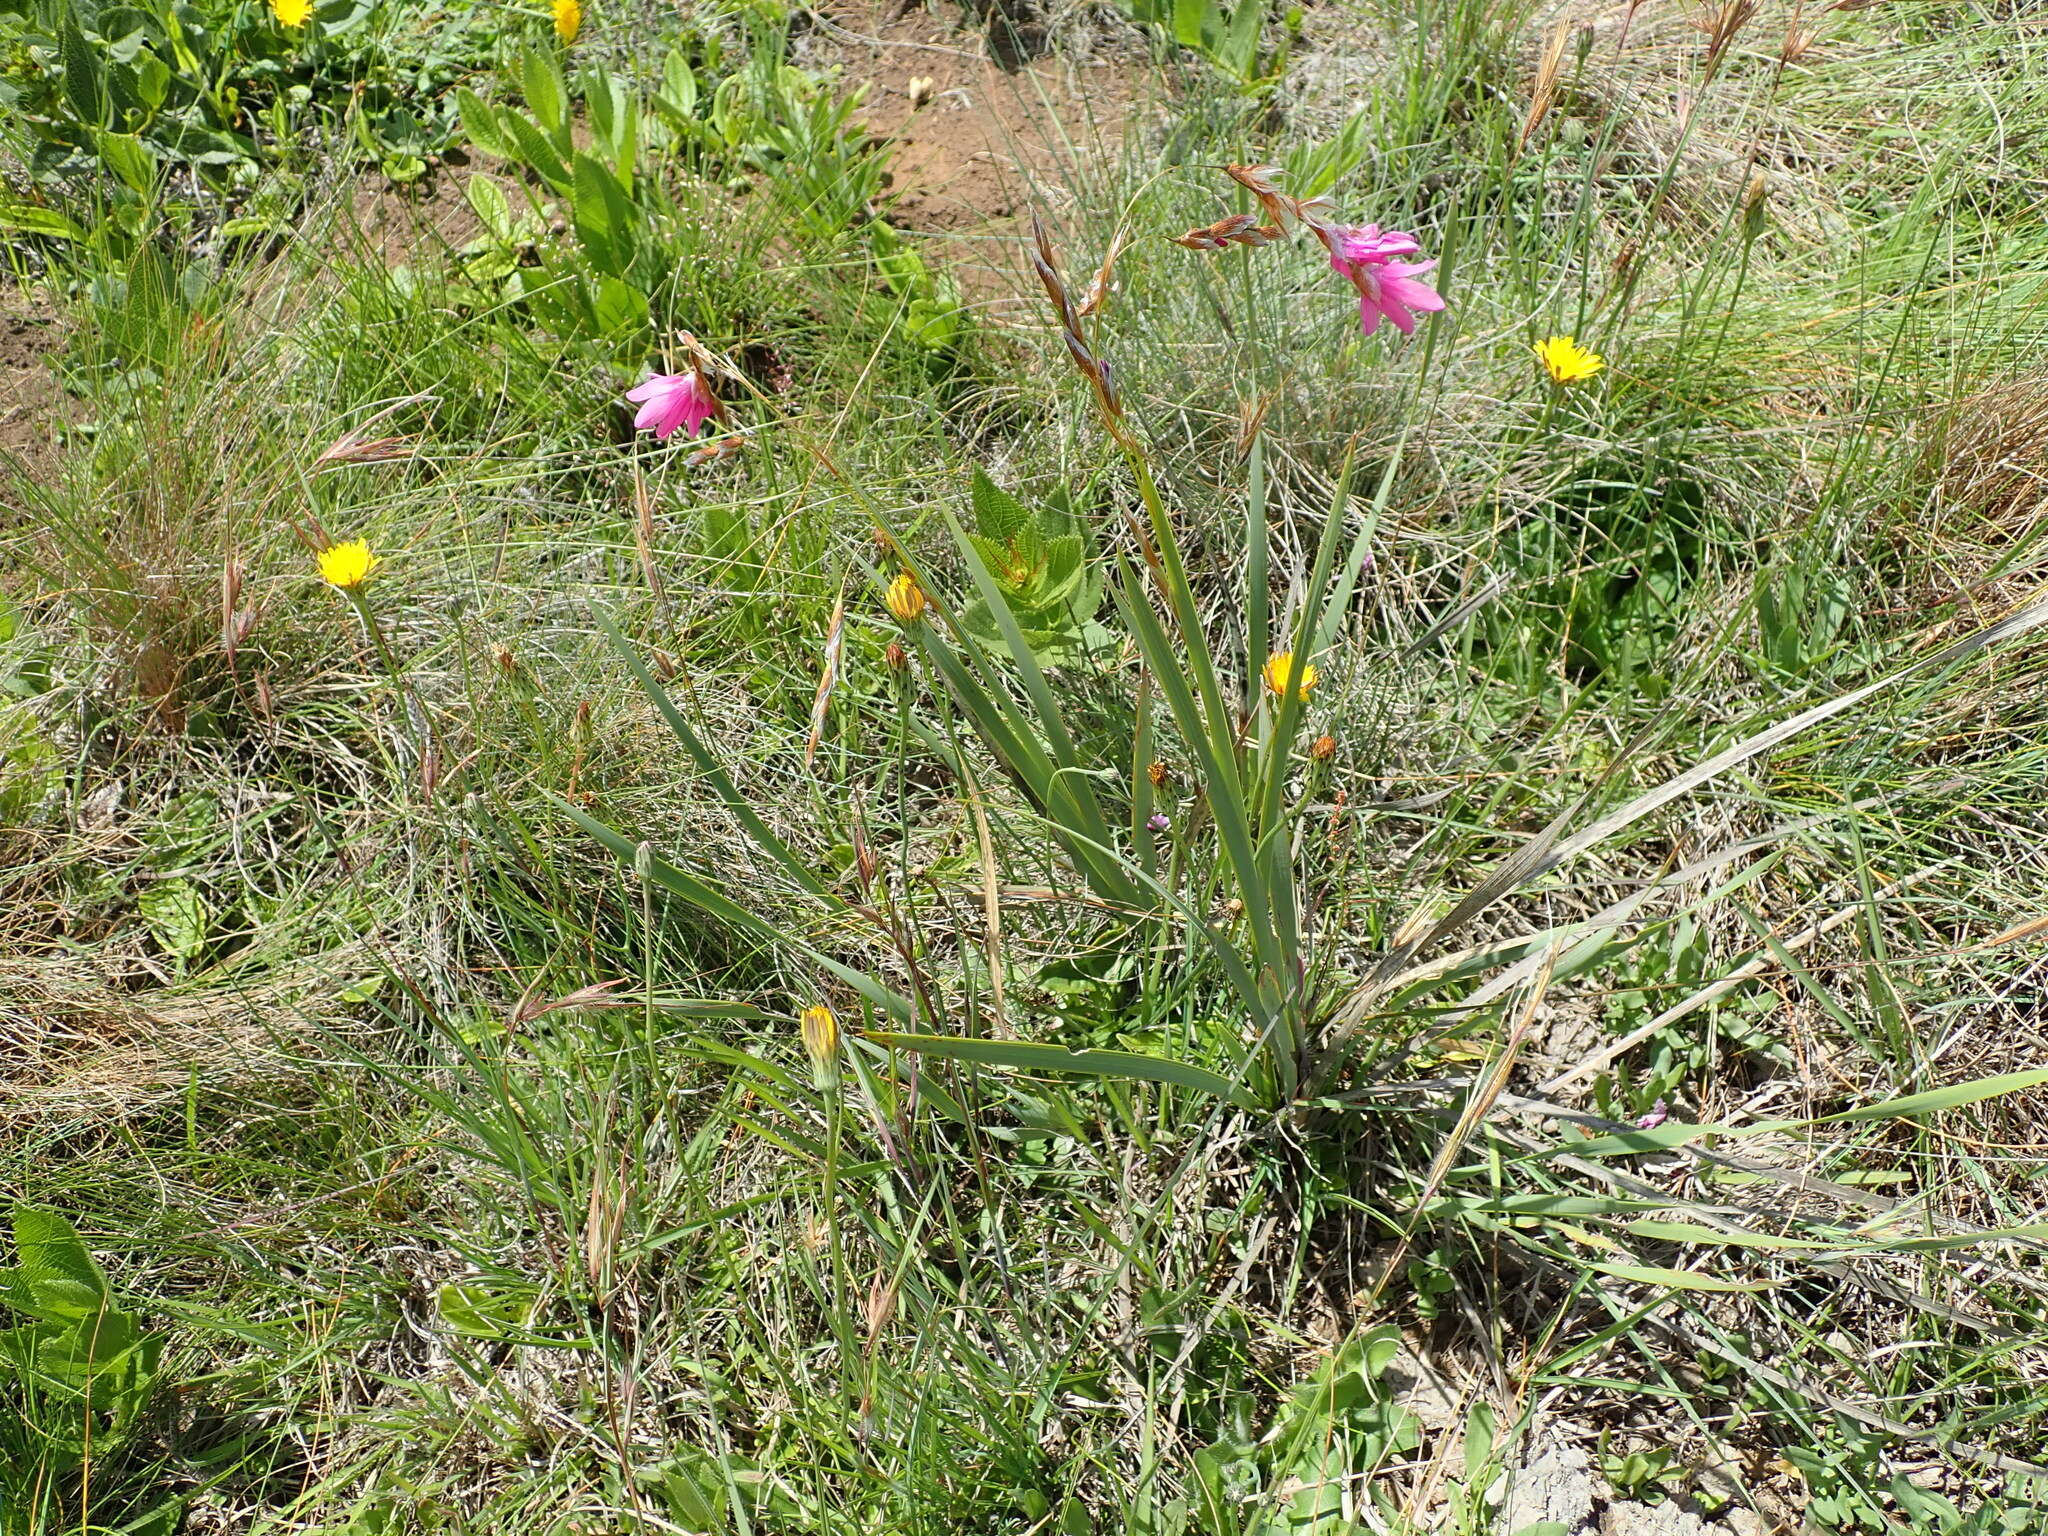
[866,1032,1260,1112]
[556,797,914,1024]
[591,610,829,899]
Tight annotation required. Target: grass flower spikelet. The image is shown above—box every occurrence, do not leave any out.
[318,540,380,590]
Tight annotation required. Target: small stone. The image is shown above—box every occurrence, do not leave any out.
[1497,1430,1597,1534]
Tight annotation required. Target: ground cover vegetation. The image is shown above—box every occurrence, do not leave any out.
[3,0,2047,1531]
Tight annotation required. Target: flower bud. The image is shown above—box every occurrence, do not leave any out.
[885,572,928,624]
[1147,760,1169,788]
[884,640,909,673]
[800,1004,839,1066]
[1310,734,1336,761]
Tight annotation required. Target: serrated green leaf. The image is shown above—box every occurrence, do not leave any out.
[503,110,571,191]
[970,467,1035,542]
[521,47,568,142]
[12,1207,107,1315]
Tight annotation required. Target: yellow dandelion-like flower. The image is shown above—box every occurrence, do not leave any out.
[799,1004,839,1065]
[317,540,380,590]
[1535,335,1604,385]
[552,0,581,43]
[1262,650,1319,700]
[885,572,928,624]
[269,0,312,27]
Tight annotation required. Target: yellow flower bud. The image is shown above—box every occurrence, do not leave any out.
[799,1004,839,1065]
[885,572,928,624]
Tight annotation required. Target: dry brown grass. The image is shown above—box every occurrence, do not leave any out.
[0,943,375,1129]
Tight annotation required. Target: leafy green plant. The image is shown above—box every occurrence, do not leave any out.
[454,32,894,353]
[1120,0,1279,91]
[0,1206,170,1529]
[1596,1439,1682,1504]
[1191,1327,1419,1534]
[0,0,502,242]
[872,222,966,352]
[959,469,1108,665]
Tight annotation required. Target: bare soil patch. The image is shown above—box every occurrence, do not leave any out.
[0,286,71,480]
[806,0,1144,237]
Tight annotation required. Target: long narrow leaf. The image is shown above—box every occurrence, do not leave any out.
[866,1033,1260,1111]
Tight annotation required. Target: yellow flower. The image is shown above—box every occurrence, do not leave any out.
[269,0,312,27]
[552,0,580,43]
[318,540,380,590]
[1535,335,1604,385]
[1262,650,1319,701]
[885,572,928,624]
[799,1004,839,1065]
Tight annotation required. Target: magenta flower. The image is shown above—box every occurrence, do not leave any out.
[1322,223,1423,270]
[1634,1098,1670,1130]
[1322,222,1446,338]
[626,370,719,440]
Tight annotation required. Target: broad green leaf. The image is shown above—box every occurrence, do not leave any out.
[62,20,109,127]
[659,49,698,117]
[94,130,156,195]
[463,173,514,241]
[456,88,512,160]
[572,152,635,273]
[503,111,572,192]
[521,47,569,143]
[0,204,85,240]
[12,1207,108,1316]
[592,276,650,336]
[139,877,209,961]
[1219,0,1262,78]
[970,467,1033,542]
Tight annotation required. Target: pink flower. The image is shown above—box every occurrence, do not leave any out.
[625,370,719,440]
[1323,222,1423,270]
[1349,261,1447,336]
[1322,222,1446,338]
[1634,1098,1670,1130]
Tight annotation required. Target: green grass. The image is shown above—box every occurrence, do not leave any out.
[5,0,2048,1531]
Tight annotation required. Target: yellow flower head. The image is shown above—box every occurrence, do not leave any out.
[799,1004,839,1065]
[885,572,928,625]
[1535,335,1604,385]
[269,0,312,27]
[318,540,380,590]
[552,0,581,43]
[1262,650,1319,701]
